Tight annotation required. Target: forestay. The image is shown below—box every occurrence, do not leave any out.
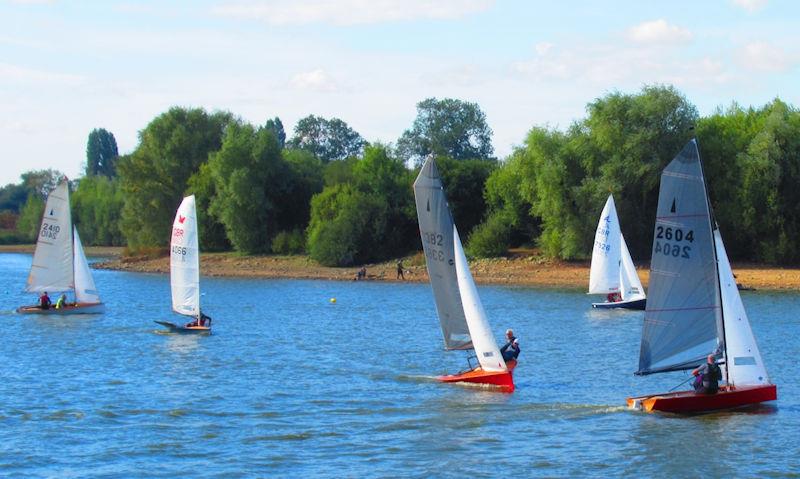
[453,227,506,372]
[170,195,200,317]
[26,179,74,293]
[638,140,723,375]
[73,227,100,304]
[714,231,770,386]
[413,157,472,350]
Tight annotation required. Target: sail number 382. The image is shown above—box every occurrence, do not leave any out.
[654,226,694,259]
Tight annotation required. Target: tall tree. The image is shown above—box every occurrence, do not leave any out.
[21,169,65,199]
[208,123,289,254]
[287,115,366,163]
[71,176,125,246]
[396,98,494,165]
[117,107,233,249]
[86,128,120,177]
[264,117,286,149]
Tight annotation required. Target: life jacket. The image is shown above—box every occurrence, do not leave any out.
[704,363,722,391]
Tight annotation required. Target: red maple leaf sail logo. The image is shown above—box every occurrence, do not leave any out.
[178,215,186,224]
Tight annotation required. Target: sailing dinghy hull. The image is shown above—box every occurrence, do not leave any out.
[154,320,211,334]
[17,303,105,315]
[627,384,776,413]
[592,298,646,310]
[437,360,516,392]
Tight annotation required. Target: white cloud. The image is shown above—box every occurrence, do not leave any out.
[8,0,56,4]
[0,62,85,86]
[732,0,767,13]
[737,41,793,72]
[290,68,338,91]
[535,42,553,56]
[212,0,495,26]
[627,19,692,45]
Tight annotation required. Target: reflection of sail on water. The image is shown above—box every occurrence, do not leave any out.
[413,157,506,372]
[638,141,721,375]
[170,195,200,318]
[588,195,645,302]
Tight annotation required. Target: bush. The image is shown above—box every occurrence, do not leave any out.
[272,229,305,254]
[466,211,512,258]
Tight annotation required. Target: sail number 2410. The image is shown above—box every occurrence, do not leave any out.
[654,226,694,259]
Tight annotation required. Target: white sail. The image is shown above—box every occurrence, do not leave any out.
[619,235,646,301]
[170,195,200,317]
[453,227,507,372]
[714,230,770,386]
[588,195,622,294]
[26,179,74,293]
[72,227,100,304]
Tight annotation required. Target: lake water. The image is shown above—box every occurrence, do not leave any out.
[0,252,798,477]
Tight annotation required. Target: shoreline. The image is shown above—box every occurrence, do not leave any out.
[3,245,800,291]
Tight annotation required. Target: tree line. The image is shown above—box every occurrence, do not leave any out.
[1,86,799,264]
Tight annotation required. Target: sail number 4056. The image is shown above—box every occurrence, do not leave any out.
[654,226,694,259]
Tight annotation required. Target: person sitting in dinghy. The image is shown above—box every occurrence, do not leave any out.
[55,293,68,309]
[500,329,520,362]
[185,312,212,328]
[692,354,722,395]
[39,292,51,310]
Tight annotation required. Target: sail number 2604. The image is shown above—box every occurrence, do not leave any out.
[654,226,694,259]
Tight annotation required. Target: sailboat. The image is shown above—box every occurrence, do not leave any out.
[154,195,211,334]
[627,139,776,413]
[589,194,647,310]
[17,178,104,315]
[413,157,515,392]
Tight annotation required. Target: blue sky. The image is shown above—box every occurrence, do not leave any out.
[1,0,798,186]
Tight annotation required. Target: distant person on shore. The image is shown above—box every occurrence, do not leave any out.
[692,354,722,394]
[39,291,51,310]
[500,329,520,362]
[55,293,67,309]
[355,267,366,281]
[396,260,405,280]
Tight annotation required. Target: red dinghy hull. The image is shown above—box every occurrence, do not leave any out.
[627,384,776,413]
[437,360,516,392]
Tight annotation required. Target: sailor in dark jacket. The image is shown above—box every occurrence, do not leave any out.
[692,354,722,394]
[500,329,520,362]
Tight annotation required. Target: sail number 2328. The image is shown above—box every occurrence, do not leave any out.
[654,226,694,259]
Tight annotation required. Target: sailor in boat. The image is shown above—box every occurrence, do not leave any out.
[185,311,212,328]
[500,329,521,362]
[692,354,722,395]
[54,293,69,309]
[39,291,51,310]
[606,291,622,303]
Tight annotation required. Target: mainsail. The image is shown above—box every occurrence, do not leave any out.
[26,179,74,293]
[73,227,100,304]
[589,195,622,295]
[170,195,200,317]
[637,140,723,375]
[413,157,472,350]
[589,194,645,302]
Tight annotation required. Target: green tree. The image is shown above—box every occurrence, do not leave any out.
[208,122,288,254]
[396,97,494,165]
[185,162,230,252]
[71,176,125,245]
[265,117,286,149]
[434,156,497,239]
[0,182,29,213]
[288,115,366,163]
[16,193,45,242]
[117,107,234,249]
[21,169,65,199]
[307,145,415,266]
[86,128,119,177]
